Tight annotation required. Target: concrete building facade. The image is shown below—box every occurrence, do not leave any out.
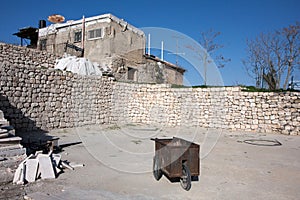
[38,13,185,85]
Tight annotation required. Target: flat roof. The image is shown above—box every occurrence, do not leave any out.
[39,13,144,37]
[13,27,38,39]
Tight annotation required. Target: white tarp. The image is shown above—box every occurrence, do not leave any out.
[55,55,102,76]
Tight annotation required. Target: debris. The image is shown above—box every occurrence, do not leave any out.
[13,155,33,184]
[0,112,83,185]
[61,161,74,170]
[69,162,85,168]
[13,151,82,184]
[52,153,62,174]
[37,153,56,179]
[25,158,39,183]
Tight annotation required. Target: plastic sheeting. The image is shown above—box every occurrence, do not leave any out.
[55,55,102,76]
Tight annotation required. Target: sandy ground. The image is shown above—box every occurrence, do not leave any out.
[7,125,300,200]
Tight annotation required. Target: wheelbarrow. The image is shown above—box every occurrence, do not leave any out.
[151,137,200,191]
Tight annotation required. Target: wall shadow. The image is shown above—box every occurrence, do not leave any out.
[0,94,54,154]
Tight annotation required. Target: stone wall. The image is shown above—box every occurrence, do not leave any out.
[0,43,57,69]
[0,43,113,132]
[0,43,299,135]
[112,83,300,135]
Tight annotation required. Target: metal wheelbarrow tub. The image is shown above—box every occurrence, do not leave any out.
[151,137,200,191]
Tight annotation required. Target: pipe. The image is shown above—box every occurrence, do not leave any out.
[81,15,85,55]
[148,34,151,55]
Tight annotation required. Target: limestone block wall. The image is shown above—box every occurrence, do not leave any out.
[0,43,113,132]
[0,43,299,135]
[0,43,57,69]
[112,83,300,135]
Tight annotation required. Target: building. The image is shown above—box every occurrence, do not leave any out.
[38,13,185,85]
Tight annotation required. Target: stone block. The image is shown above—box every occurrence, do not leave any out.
[37,154,56,179]
[25,158,39,183]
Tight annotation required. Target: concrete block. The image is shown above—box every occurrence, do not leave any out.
[25,158,39,183]
[13,164,22,184]
[37,154,55,179]
[13,154,34,184]
[13,162,25,185]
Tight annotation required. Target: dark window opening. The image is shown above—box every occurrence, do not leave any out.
[74,30,82,42]
[40,39,47,50]
[128,67,137,81]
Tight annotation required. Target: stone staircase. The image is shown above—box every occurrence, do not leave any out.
[0,109,27,183]
[0,110,9,127]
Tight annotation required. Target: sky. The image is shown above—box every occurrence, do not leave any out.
[0,0,299,86]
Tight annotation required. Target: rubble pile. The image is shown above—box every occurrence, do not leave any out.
[13,150,80,185]
[1,110,82,185]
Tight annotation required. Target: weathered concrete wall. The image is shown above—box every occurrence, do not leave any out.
[38,14,145,69]
[0,44,113,132]
[112,82,300,135]
[116,60,184,85]
[37,14,184,85]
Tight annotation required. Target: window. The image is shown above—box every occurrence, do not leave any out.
[74,30,82,42]
[88,28,103,39]
[40,39,47,50]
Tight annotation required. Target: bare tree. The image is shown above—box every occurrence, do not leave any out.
[244,22,299,90]
[187,29,230,85]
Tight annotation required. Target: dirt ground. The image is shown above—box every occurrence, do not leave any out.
[3,125,300,200]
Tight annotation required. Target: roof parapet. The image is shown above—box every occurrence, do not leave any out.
[39,13,145,37]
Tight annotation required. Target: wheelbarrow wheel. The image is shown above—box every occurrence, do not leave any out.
[180,163,191,191]
[153,155,162,181]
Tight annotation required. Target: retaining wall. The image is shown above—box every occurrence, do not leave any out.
[112,83,299,135]
[0,43,299,135]
[0,43,113,132]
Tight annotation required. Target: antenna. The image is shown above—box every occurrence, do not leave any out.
[161,41,164,61]
[168,35,185,66]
